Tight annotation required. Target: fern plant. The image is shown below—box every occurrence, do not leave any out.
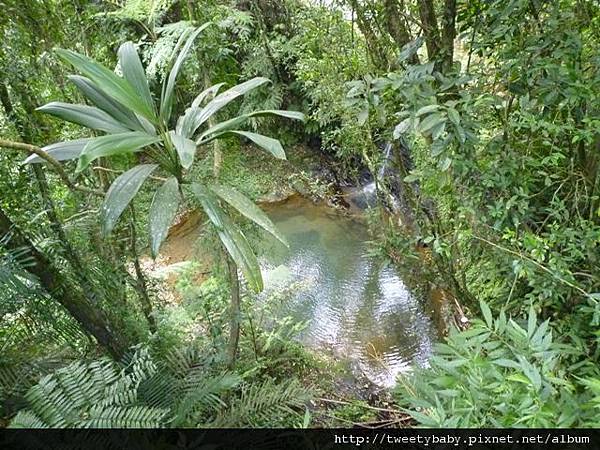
[214,378,310,427]
[9,348,168,428]
[9,345,311,428]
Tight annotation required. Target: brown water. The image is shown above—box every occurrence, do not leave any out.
[258,196,437,387]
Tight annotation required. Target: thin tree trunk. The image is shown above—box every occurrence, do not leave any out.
[226,255,241,368]
[383,0,418,64]
[31,165,103,303]
[417,0,440,62]
[0,207,130,359]
[347,0,390,69]
[206,95,242,368]
[440,0,457,72]
[128,207,156,332]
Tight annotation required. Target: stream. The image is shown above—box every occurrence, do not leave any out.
[259,196,437,388]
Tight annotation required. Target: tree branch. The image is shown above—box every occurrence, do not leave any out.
[0,138,102,196]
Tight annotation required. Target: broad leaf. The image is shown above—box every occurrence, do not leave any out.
[149,177,180,258]
[68,75,147,132]
[399,36,424,62]
[37,102,130,134]
[160,23,211,121]
[184,77,270,137]
[190,183,263,292]
[199,130,286,160]
[249,110,305,121]
[393,118,412,139]
[416,104,440,116]
[117,42,154,117]
[23,138,92,164]
[168,131,196,169]
[176,82,226,137]
[191,82,226,108]
[210,184,288,247]
[198,110,305,141]
[419,113,444,134]
[357,108,369,125]
[447,107,460,126]
[229,131,286,160]
[77,132,160,172]
[56,48,157,122]
[101,164,158,235]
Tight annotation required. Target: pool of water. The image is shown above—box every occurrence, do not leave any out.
[258,196,437,387]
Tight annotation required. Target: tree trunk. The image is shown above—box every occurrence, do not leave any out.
[207,103,242,368]
[347,0,390,69]
[440,0,457,73]
[417,0,441,62]
[128,208,156,332]
[383,0,418,64]
[226,255,241,368]
[0,207,130,359]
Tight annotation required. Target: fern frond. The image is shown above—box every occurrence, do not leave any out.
[171,373,241,426]
[8,410,48,428]
[214,378,310,427]
[9,355,166,428]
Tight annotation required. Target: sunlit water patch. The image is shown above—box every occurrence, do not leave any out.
[258,196,436,387]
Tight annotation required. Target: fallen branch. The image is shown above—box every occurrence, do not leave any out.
[316,397,404,415]
[0,138,102,196]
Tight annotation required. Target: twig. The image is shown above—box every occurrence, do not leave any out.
[316,397,402,415]
[472,234,596,301]
[0,138,102,196]
[356,418,413,429]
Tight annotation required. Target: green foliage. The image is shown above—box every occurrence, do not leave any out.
[395,302,600,427]
[333,400,377,424]
[9,318,313,428]
[9,349,168,428]
[214,378,310,427]
[2,0,600,431]
[31,25,303,291]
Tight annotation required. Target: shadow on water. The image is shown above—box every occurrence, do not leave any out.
[259,196,437,388]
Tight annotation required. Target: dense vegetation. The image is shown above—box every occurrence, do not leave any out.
[0,0,598,428]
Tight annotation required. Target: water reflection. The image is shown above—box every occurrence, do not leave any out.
[259,197,436,387]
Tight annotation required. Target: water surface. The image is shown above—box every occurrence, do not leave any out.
[259,196,436,387]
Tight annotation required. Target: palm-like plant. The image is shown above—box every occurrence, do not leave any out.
[26,24,303,293]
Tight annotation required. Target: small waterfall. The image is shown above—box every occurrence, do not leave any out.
[343,142,399,211]
[378,142,393,180]
[360,142,393,207]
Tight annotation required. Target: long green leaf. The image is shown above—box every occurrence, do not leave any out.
[168,131,196,169]
[210,184,288,247]
[77,132,160,172]
[101,164,158,235]
[118,42,155,118]
[68,75,147,132]
[198,110,305,141]
[23,138,92,164]
[190,183,263,292]
[149,177,180,258]
[480,300,493,328]
[37,102,130,134]
[160,23,211,122]
[191,82,226,108]
[228,131,286,160]
[176,82,226,138]
[185,77,270,137]
[56,48,157,122]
